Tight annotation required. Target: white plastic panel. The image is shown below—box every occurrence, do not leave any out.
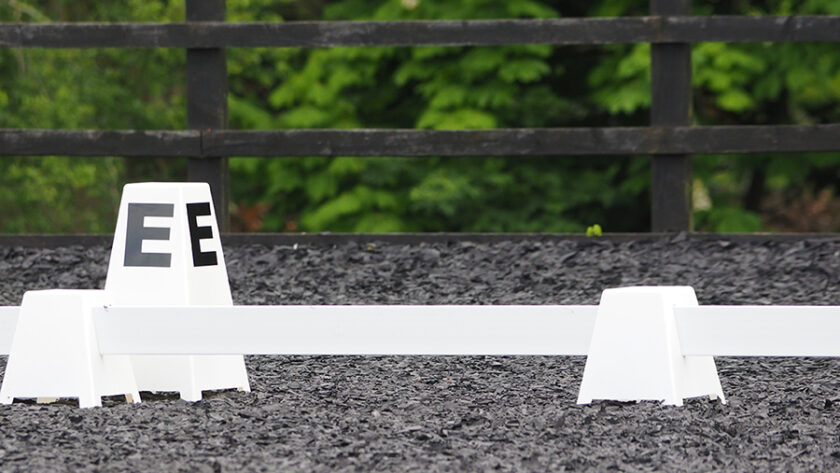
[0,307,19,355]
[676,306,840,356]
[93,305,598,356]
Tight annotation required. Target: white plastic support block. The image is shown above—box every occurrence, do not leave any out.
[577,286,725,406]
[0,290,140,408]
[104,182,249,402]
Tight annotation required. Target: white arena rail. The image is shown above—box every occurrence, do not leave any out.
[2,183,839,409]
[675,306,840,357]
[88,304,840,359]
[4,304,837,359]
[2,287,840,408]
[91,305,597,356]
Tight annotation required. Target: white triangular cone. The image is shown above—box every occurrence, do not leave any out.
[0,290,140,408]
[577,286,725,406]
[105,182,249,401]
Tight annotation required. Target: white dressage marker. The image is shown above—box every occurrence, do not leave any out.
[104,183,249,402]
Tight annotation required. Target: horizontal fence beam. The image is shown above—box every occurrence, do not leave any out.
[0,129,199,156]
[2,16,840,49]
[5,303,840,357]
[2,125,840,157]
[676,306,840,356]
[92,305,597,356]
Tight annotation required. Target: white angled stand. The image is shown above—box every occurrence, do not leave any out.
[0,290,139,408]
[577,287,724,406]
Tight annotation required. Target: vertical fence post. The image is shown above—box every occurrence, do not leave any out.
[186,0,229,231]
[650,0,692,232]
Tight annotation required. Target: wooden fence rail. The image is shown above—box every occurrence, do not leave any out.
[4,126,840,157]
[2,2,840,232]
[3,17,840,48]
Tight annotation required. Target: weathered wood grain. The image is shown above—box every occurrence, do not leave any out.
[204,126,840,156]
[186,0,229,230]
[2,16,839,49]
[650,0,692,232]
[0,129,199,156]
[3,126,839,157]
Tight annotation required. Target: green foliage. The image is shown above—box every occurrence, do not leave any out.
[586,224,603,237]
[3,0,840,233]
[0,0,185,232]
[585,0,840,231]
[227,0,648,233]
[589,43,651,115]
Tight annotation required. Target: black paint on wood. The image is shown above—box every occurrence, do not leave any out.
[650,0,692,232]
[0,129,199,156]
[201,126,840,156]
[186,0,229,231]
[3,17,840,49]
[3,126,840,156]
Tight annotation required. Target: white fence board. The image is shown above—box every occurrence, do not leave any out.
[1,303,835,359]
[93,305,598,356]
[675,306,840,356]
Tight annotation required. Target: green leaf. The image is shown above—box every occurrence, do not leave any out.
[695,207,763,233]
[429,85,468,108]
[716,89,754,112]
[305,173,339,201]
[417,108,497,129]
[498,59,550,83]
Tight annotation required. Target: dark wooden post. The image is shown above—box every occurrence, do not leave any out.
[186,0,229,231]
[650,0,692,232]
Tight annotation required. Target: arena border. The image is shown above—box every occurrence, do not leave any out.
[5,217,840,469]
[1,232,840,249]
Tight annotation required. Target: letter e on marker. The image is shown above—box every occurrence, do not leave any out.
[186,202,218,267]
[124,203,174,268]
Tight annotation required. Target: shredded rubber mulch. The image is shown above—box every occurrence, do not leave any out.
[2,235,840,472]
